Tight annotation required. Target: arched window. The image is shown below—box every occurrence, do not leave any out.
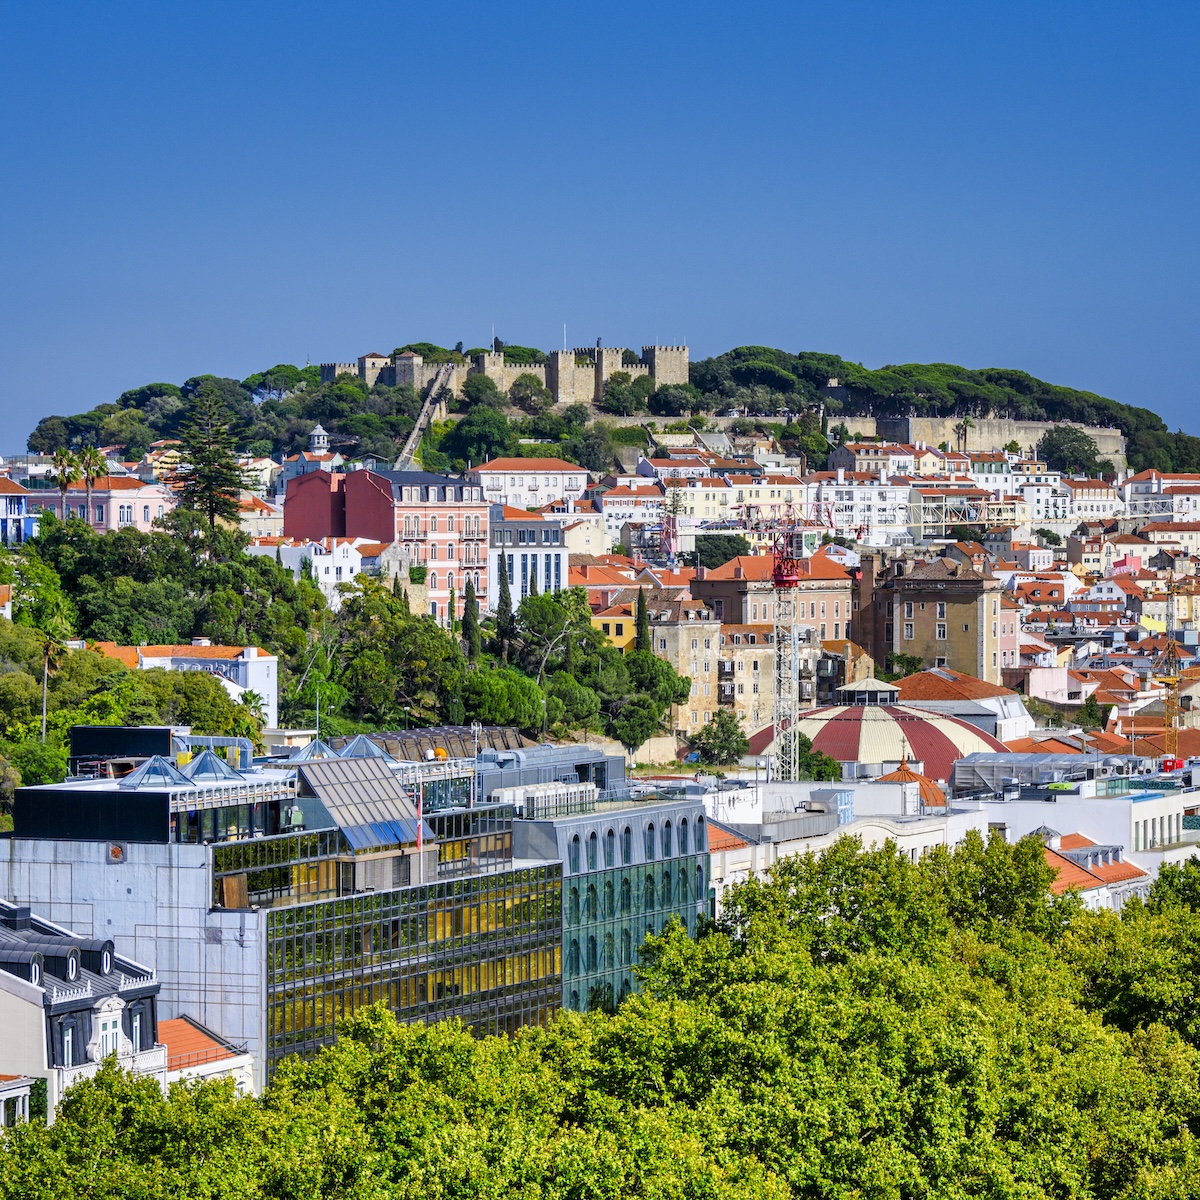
[620,876,632,914]
[619,978,631,1003]
[695,815,706,852]
[568,887,580,926]
[474,571,481,590]
[604,879,614,919]
[644,823,656,862]
[430,516,439,532]
[570,989,580,1011]
[569,834,580,874]
[587,831,598,870]
[696,862,705,901]
[620,929,631,967]
[644,875,656,913]
[605,828,616,867]
[662,821,673,858]
[448,515,455,532]
[585,885,597,923]
[567,940,580,977]
[679,819,689,856]
[428,572,438,591]
[447,571,455,592]
[603,932,614,970]
[622,826,633,865]
[586,935,598,972]
[662,870,672,907]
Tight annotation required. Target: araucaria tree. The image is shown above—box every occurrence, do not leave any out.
[170,386,246,528]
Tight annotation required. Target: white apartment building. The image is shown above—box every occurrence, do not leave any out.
[468,458,588,510]
[1020,480,1071,526]
[595,484,666,540]
[245,536,380,611]
[1061,478,1123,522]
[1119,470,1200,520]
[810,470,911,546]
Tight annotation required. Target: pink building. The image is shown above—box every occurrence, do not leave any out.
[283,469,489,624]
[999,595,1022,670]
[29,477,176,533]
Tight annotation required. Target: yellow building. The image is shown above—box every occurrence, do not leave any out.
[591,602,638,653]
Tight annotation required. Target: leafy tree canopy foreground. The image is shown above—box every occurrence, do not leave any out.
[11,834,1200,1198]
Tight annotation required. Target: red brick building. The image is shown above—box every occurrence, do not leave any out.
[283,469,488,622]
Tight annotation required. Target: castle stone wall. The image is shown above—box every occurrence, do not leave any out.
[875,416,1126,465]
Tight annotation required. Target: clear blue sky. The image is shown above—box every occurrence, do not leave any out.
[1,1,1197,440]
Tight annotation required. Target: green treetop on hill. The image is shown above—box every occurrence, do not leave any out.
[26,343,1200,474]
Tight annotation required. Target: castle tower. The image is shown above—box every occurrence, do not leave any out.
[308,424,329,454]
[642,345,689,389]
[547,350,577,405]
[593,346,626,402]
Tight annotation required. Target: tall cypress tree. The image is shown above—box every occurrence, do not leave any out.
[463,577,481,662]
[635,587,651,652]
[169,384,247,529]
[496,565,515,662]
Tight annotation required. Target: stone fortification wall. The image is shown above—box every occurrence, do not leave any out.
[470,352,548,393]
[835,416,880,438]
[328,343,689,407]
[875,416,1126,465]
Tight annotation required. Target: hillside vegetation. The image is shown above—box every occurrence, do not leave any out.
[23,345,1199,473]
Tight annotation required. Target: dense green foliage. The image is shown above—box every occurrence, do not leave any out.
[33,340,1197,474]
[13,835,1200,1197]
[692,707,749,765]
[691,347,1199,472]
[686,533,752,569]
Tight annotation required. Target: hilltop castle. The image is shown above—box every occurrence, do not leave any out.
[320,342,689,405]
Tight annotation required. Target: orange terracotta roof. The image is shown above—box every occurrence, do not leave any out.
[0,478,29,495]
[158,1017,238,1071]
[1045,847,1105,894]
[896,668,1014,702]
[707,822,752,852]
[472,457,584,473]
[1005,736,1082,754]
[91,641,269,662]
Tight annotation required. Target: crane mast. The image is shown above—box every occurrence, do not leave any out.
[771,514,805,781]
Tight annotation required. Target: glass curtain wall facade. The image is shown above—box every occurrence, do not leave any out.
[266,864,562,1069]
[550,804,709,1013]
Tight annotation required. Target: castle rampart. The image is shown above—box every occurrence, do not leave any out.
[326,340,689,408]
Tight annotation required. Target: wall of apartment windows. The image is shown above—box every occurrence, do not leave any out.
[265,864,562,1069]
[517,801,709,1013]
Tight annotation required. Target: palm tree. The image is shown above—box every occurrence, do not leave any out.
[76,446,108,529]
[39,603,73,743]
[51,448,81,522]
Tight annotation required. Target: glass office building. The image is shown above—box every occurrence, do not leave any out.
[512,795,709,1012]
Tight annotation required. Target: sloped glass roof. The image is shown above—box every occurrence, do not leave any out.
[288,738,339,762]
[180,748,244,783]
[118,755,192,790]
[337,735,397,762]
[296,758,431,851]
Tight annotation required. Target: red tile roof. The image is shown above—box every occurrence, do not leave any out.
[158,1017,239,1071]
[472,458,585,473]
